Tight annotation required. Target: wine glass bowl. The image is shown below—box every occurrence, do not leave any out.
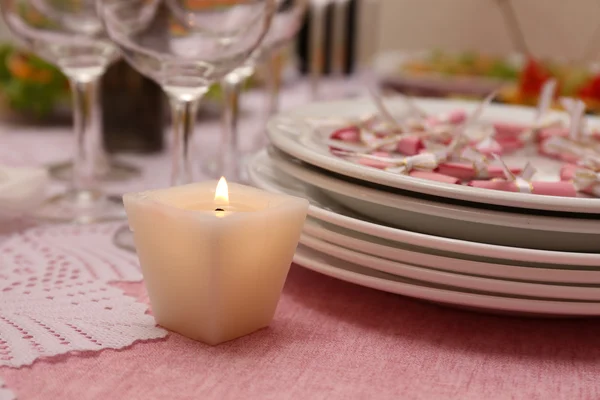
[256,0,307,60]
[99,0,275,99]
[3,0,118,78]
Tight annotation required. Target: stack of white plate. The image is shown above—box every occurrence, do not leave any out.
[248,97,600,316]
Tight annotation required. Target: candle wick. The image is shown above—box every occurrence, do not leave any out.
[215,208,225,212]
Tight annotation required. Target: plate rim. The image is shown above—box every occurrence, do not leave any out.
[303,217,600,284]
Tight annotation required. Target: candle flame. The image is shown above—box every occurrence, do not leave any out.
[214,176,229,206]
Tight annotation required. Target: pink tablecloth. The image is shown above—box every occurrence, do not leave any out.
[3,270,600,400]
[2,82,600,399]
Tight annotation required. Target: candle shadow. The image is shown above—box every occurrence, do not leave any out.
[282,265,600,362]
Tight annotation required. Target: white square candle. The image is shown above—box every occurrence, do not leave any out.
[123,178,309,345]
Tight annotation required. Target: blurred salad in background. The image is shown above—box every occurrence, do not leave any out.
[0,44,69,118]
[401,50,521,81]
[397,50,600,113]
[499,57,600,112]
[0,44,244,121]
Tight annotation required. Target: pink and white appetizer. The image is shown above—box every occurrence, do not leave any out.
[469,154,577,197]
[437,148,521,180]
[560,157,600,197]
[395,135,425,155]
[572,169,600,197]
[495,136,525,152]
[494,80,564,142]
[424,109,467,128]
[332,150,459,184]
[494,122,528,139]
[469,179,577,197]
[472,137,504,155]
[539,135,600,163]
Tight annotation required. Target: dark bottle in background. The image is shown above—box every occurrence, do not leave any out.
[102,60,165,154]
[296,0,358,75]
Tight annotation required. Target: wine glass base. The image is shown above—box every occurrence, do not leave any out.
[49,159,141,182]
[113,224,136,253]
[33,190,125,224]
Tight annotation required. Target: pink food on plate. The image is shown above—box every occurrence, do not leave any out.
[356,151,395,169]
[396,136,424,155]
[469,180,577,197]
[426,109,467,127]
[537,143,581,164]
[493,122,527,139]
[358,157,390,169]
[330,126,361,142]
[471,140,503,156]
[437,162,522,181]
[496,137,525,152]
[537,127,568,142]
[409,170,460,184]
[559,164,599,196]
[560,164,577,181]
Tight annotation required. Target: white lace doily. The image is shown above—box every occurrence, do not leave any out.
[0,378,15,400]
[18,222,142,283]
[0,223,167,368]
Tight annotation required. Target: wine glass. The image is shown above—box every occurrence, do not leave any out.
[216,0,308,181]
[1,0,125,223]
[97,0,276,250]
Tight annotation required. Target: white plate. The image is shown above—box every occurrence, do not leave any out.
[303,217,600,284]
[267,96,600,213]
[267,148,600,252]
[300,233,600,300]
[0,166,48,217]
[300,232,600,299]
[247,150,600,267]
[293,245,600,316]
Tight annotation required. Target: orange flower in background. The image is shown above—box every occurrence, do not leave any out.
[7,53,53,84]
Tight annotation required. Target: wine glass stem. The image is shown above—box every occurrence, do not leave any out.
[265,49,281,117]
[168,94,202,186]
[220,72,245,180]
[68,74,104,194]
[309,1,326,100]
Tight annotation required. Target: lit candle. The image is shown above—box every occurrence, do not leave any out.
[123,177,309,345]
